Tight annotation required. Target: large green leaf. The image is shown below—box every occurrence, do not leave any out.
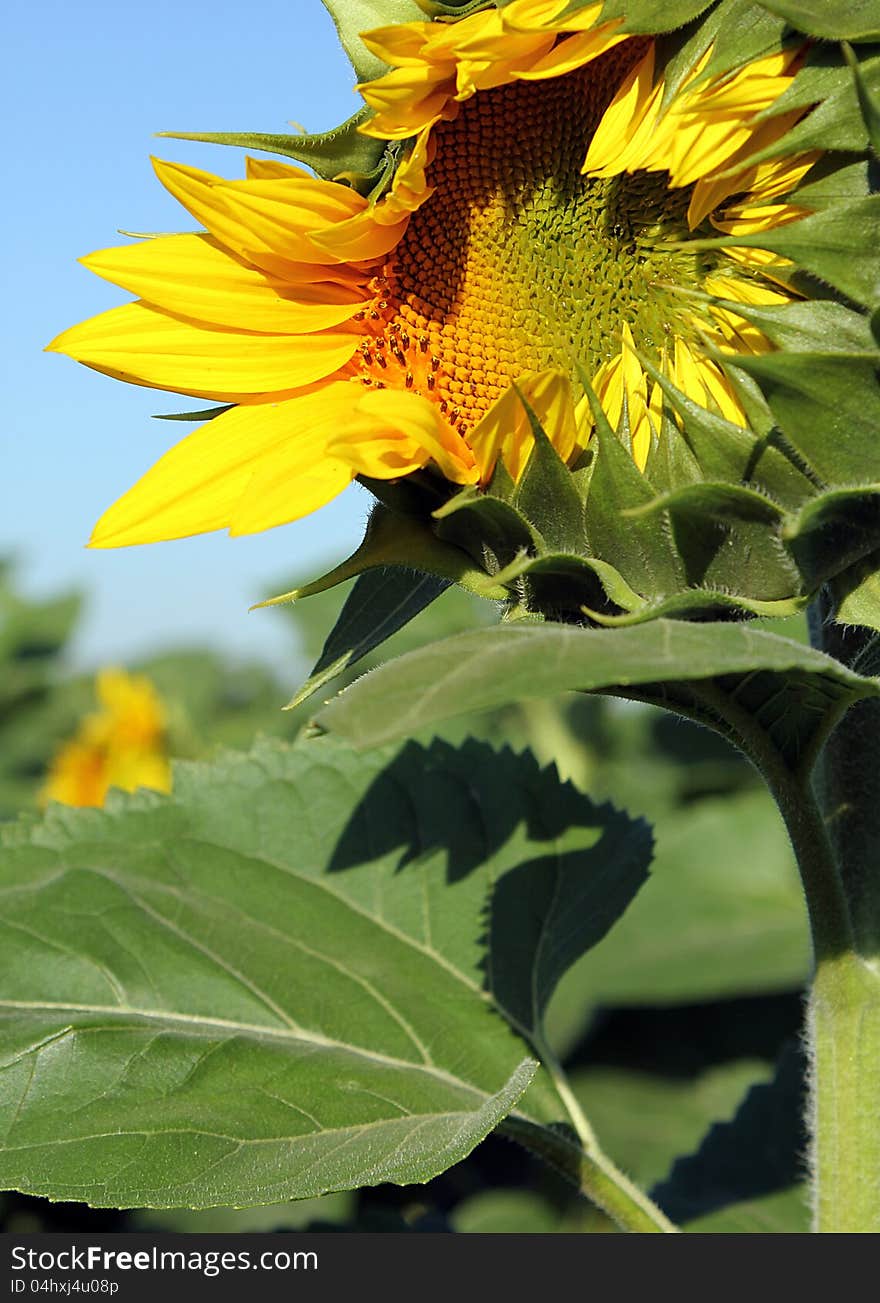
[0,736,652,1207]
[316,621,880,769]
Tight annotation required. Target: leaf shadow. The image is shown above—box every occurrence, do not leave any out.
[328,737,652,1029]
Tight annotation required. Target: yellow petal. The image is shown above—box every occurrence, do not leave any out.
[330,387,478,484]
[90,386,354,546]
[512,27,625,80]
[469,369,576,482]
[152,159,361,281]
[47,301,358,401]
[583,50,660,177]
[81,234,368,334]
[360,23,436,67]
[309,211,412,261]
[230,388,357,534]
[244,156,312,181]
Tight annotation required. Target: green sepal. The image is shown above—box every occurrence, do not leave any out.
[321,0,428,82]
[583,587,807,626]
[755,0,880,42]
[728,351,880,485]
[782,487,880,588]
[701,1,790,82]
[683,197,880,309]
[642,404,703,493]
[256,503,499,609]
[708,296,879,357]
[433,487,541,571]
[581,383,685,597]
[153,404,233,423]
[285,569,450,710]
[637,349,815,508]
[596,0,716,33]
[477,551,648,615]
[793,157,879,212]
[512,392,588,553]
[829,551,880,632]
[844,42,880,154]
[158,108,389,192]
[358,470,449,520]
[752,48,880,156]
[626,481,801,599]
[656,2,731,109]
[486,456,518,503]
[626,481,786,528]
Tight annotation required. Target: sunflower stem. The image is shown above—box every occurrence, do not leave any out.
[690,653,880,1233]
[804,606,880,1233]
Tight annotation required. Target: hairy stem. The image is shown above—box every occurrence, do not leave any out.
[690,670,880,1232]
[806,606,880,1233]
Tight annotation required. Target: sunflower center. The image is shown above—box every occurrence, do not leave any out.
[357,42,721,432]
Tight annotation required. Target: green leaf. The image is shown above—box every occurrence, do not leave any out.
[257,504,498,609]
[321,0,429,81]
[653,1040,809,1228]
[756,0,880,42]
[315,620,880,769]
[548,790,808,1011]
[159,108,388,188]
[286,569,450,710]
[451,1189,562,1234]
[0,736,653,1207]
[684,1186,810,1232]
[845,41,880,152]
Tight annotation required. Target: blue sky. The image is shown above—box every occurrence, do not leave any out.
[3,1,375,672]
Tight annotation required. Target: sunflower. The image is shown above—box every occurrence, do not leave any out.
[41,669,171,808]
[47,0,823,551]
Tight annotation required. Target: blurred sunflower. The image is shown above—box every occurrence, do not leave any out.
[48,0,819,547]
[41,669,171,808]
